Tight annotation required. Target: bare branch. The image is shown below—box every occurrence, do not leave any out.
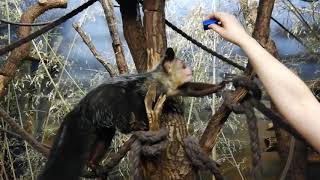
[100,0,128,74]
[0,127,22,139]
[0,18,51,26]
[0,5,121,27]
[73,23,116,77]
[0,107,50,157]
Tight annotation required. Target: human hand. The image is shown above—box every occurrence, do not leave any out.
[206,12,251,46]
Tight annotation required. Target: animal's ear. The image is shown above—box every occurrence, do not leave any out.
[164,48,175,62]
[162,48,175,73]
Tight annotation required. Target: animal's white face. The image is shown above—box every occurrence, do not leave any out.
[163,58,193,87]
[158,48,194,97]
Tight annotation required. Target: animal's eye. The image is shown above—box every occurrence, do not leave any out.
[182,64,186,69]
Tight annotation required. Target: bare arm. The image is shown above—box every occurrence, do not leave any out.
[208,12,320,152]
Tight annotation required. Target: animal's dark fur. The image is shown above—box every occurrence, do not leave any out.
[38,48,226,180]
[38,73,157,180]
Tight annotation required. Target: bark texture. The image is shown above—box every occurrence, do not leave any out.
[141,106,196,180]
[118,0,197,179]
[100,0,128,74]
[116,0,147,73]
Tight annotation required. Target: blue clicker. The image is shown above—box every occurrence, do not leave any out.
[203,19,221,30]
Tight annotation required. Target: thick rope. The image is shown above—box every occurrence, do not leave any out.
[231,77,303,140]
[225,76,308,180]
[232,76,262,100]
[82,128,168,179]
[131,139,143,179]
[243,101,263,179]
[223,91,262,180]
[183,136,223,180]
[248,97,304,141]
[131,128,169,180]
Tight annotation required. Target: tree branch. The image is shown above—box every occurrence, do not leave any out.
[0,107,50,156]
[0,127,22,139]
[100,0,128,74]
[0,0,99,56]
[73,23,116,77]
[0,18,51,26]
[0,0,68,97]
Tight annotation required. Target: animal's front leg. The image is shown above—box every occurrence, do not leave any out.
[178,82,227,97]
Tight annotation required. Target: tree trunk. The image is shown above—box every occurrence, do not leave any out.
[141,1,196,179]
[143,0,167,71]
[117,0,197,179]
[116,0,147,73]
[141,100,197,180]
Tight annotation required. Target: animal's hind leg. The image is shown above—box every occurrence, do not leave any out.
[88,127,116,169]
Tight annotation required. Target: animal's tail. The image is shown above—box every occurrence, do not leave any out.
[38,109,94,180]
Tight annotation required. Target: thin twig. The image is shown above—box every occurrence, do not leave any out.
[285,0,320,41]
[73,23,116,77]
[0,127,22,139]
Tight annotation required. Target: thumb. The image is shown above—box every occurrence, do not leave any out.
[208,24,224,34]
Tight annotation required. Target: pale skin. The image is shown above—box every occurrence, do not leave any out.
[207,12,320,152]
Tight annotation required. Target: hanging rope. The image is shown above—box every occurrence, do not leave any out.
[165,20,245,71]
[183,137,224,180]
[222,76,306,180]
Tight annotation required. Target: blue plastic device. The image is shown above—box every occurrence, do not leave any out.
[203,19,221,30]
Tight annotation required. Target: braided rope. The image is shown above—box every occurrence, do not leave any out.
[131,140,143,179]
[82,129,168,179]
[224,77,308,180]
[223,92,262,180]
[183,136,224,180]
[243,101,262,180]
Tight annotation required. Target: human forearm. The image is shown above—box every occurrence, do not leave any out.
[239,36,312,109]
[240,37,320,151]
[208,12,320,151]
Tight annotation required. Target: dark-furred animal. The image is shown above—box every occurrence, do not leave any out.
[38,48,226,180]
